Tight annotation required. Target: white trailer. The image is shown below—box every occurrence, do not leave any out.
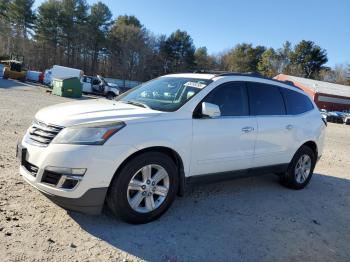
[44,65,83,86]
[26,70,42,82]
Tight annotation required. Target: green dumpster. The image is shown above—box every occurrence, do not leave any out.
[52,77,82,98]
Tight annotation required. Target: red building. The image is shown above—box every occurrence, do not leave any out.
[274,74,350,111]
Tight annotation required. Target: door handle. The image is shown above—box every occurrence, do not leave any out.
[286,124,294,130]
[242,126,254,133]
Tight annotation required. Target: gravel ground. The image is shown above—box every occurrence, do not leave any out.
[1,79,350,262]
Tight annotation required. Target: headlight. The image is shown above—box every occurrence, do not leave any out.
[52,121,126,145]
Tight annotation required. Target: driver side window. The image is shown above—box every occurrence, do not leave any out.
[203,81,249,116]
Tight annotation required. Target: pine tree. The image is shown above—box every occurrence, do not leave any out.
[88,2,112,74]
[289,40,328,78]
[161,30,195,73]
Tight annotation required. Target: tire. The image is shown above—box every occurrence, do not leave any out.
[106,92,116,100]
[107,152,178,224]
[280,145,316,190]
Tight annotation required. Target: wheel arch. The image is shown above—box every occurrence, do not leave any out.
[106,91,116,97]
[110,146,185,196]
[301,140,318,158]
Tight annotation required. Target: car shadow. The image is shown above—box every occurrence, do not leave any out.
[0,78,33,89]
[68,173,350,261]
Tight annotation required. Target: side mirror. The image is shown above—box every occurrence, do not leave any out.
[201,102,221,118]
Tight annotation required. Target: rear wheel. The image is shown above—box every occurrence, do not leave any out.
[280,145,316,190]
[107,152,178,224]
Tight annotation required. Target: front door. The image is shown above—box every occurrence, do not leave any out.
[190,81,257,176]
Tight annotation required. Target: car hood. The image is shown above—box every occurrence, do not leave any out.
[35,99,163,127]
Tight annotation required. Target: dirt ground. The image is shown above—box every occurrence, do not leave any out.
[1,79,350,262]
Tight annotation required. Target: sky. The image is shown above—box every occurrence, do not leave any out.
[34,0,350,67]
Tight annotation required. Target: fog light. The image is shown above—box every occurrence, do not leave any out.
[71,168,87,176]
[45,166,86,176]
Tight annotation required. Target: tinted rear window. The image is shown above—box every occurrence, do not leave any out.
[248,82,286,116]
[281,88,314,115]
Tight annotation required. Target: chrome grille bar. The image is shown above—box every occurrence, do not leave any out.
[27,120,64,146]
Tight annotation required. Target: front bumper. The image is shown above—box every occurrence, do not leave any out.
[40,186,107,215]
[20,163,108,214]
[18,135,137,214]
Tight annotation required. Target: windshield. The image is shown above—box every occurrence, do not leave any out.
[115,77,212,112]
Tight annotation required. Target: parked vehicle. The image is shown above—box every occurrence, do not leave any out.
[107,82,134,94]
[0,63,4,78]
[319,109,328,125]
[38,72,44,83]
[104,78,141,90]
[327,111,348,124]
[1,60,26,81]
[0,64,5,78]
[81,75,121,99]
[343,113,350,125]
[319,109,328,117]
[43,65,83,87]
[26,70,42,82]
[43,69,52,86]
[17,72,326,224]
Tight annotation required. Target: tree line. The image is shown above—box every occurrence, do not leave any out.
[0,0,349,84]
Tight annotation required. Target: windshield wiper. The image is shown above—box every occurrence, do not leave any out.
[121,100,150,109]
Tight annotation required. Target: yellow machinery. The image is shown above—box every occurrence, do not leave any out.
[1,60,26,82]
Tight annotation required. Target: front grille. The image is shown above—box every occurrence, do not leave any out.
[23,160,38,177]
[41,170,61,186]
[28,120,63,146]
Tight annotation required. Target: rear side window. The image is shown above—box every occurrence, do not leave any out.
[204,81,249,116]
[281,88,314,115]
[248,82,286,116]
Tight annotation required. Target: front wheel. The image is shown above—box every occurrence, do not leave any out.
[107,152,178,224]
[106,92,116,100]
[280,145,316,190]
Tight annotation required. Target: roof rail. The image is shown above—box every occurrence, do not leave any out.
[193,70,231,74]
[193,70,262,78]
[216,71,262,77]
[279,80,302,91]
[192,70,302,91]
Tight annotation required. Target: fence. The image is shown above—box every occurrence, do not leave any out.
[105,78,141,88]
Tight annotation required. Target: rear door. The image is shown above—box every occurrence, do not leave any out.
[280,87,316,160]
[247,81,295,167]
[190,81,257,176]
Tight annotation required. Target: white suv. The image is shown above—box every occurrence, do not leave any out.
[17,72,326,224]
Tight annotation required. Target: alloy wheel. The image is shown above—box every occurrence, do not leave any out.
[294,154,312,183]
[127,164,169,213]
